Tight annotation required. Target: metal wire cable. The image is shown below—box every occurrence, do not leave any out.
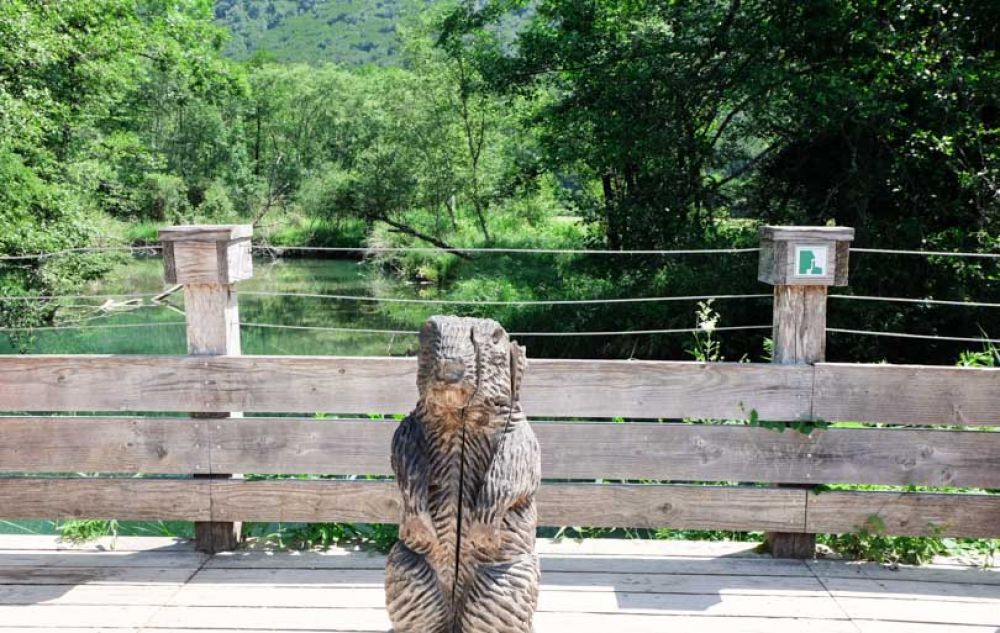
[252,245,761,255]
[0,321,186,333]
[241,322,772,337]
[850,247,1000,259]
[829,294,1000,309]
[0,293,163,302]
[0,246,162,261]
[241,290,772,306]
[827,328,1000,344]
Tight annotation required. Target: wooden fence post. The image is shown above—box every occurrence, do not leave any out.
[159,225,253,553]
[758,225,854,558]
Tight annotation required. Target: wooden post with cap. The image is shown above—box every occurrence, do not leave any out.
[758,225,854,558]
[159,224,253,553]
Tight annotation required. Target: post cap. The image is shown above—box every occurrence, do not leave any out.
[758,225,854,287]
[159,225,253,242]
[160,224,253,285]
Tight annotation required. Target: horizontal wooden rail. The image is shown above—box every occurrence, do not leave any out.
[4,417,1000,488]
[0,355,811,420]
[3,355,1000,424]
[2,478,998,537]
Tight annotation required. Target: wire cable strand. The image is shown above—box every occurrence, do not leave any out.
[829,294,1000,309]
[850,247,1000,259]
[0,246,162,261]
[252,245,760,255]
[0,321,186,333]
[241,322,772,337]
[0,293,163,302]
[240,290,772,306]
[827,328,1000,344]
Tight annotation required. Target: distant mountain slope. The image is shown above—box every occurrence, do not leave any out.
[215,0,435,65]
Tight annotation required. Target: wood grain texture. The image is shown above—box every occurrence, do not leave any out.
[1,478,802,531]
[5,417,999,488]
[537,484,806,531]
[814,363,1000,425]
[767,266,828,557]
[210,419,1000,488]
[0,479,210,520]
[0,417,208,474]
[0,355,812,420]
[772,286,827,364]
[760,226,855,242]
[158,225,253,242]
[806,491,1000,537]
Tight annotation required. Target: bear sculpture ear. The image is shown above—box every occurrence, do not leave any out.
[509,342,526,405]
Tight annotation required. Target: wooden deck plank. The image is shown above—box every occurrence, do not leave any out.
[808,559,1000,585]
[0,551,206,569]
[0,566,198,585]
[836,596,1000,626]
[179,570,827,596]
[822,576,1000,603]
[0,535,194,552]
[0,605,160,628]
[0,583,181,606]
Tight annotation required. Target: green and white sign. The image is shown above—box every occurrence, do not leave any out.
[794,245,827,277]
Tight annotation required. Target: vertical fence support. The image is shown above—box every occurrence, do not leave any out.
[758,225,853,558]
[160,225,253,553]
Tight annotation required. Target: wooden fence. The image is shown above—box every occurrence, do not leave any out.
[1,225,998,556]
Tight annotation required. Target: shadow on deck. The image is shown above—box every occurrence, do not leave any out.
[0,536,996,633]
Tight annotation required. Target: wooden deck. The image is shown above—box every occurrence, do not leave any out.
[0,537,996,633]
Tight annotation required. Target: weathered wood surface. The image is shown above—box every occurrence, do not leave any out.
[0,479,211,520]
[0,355,813,420]
[181,259,244,553]
[0,536,996,633]
[4,478,999,537]
[814,362,1000,425]
[6,417,999,487]
[767,277,829,557]
[806,490,1000,537]
[3,355,998,424]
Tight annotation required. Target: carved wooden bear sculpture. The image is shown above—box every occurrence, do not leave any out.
[385,315,541,633]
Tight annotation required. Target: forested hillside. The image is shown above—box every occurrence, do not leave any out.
[2,0,999,366]
[215,0,434,65]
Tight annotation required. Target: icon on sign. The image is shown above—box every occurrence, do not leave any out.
[794,245,827,277]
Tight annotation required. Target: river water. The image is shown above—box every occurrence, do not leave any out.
[1,257,424,356]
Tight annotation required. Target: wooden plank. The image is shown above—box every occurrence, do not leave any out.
[0,355,813,420]
[822,576,1000,603]
[0,584,179,606]
[147,608,860,633]
[806,490,1000,537]
[209,480,807,531]
[808,559,1000,585]
[0,417,208,474]
[210,419,1000,487]
[836,597,1000,626]
[203,551,814,576]
[0,479,210,520]
[0,605,159,628]
[0,567,196,585]
[0,535,194,552]
[7,417,1000,489]
[537,484,805,531]
[0,550,205,569]
[814,363,1000,425]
